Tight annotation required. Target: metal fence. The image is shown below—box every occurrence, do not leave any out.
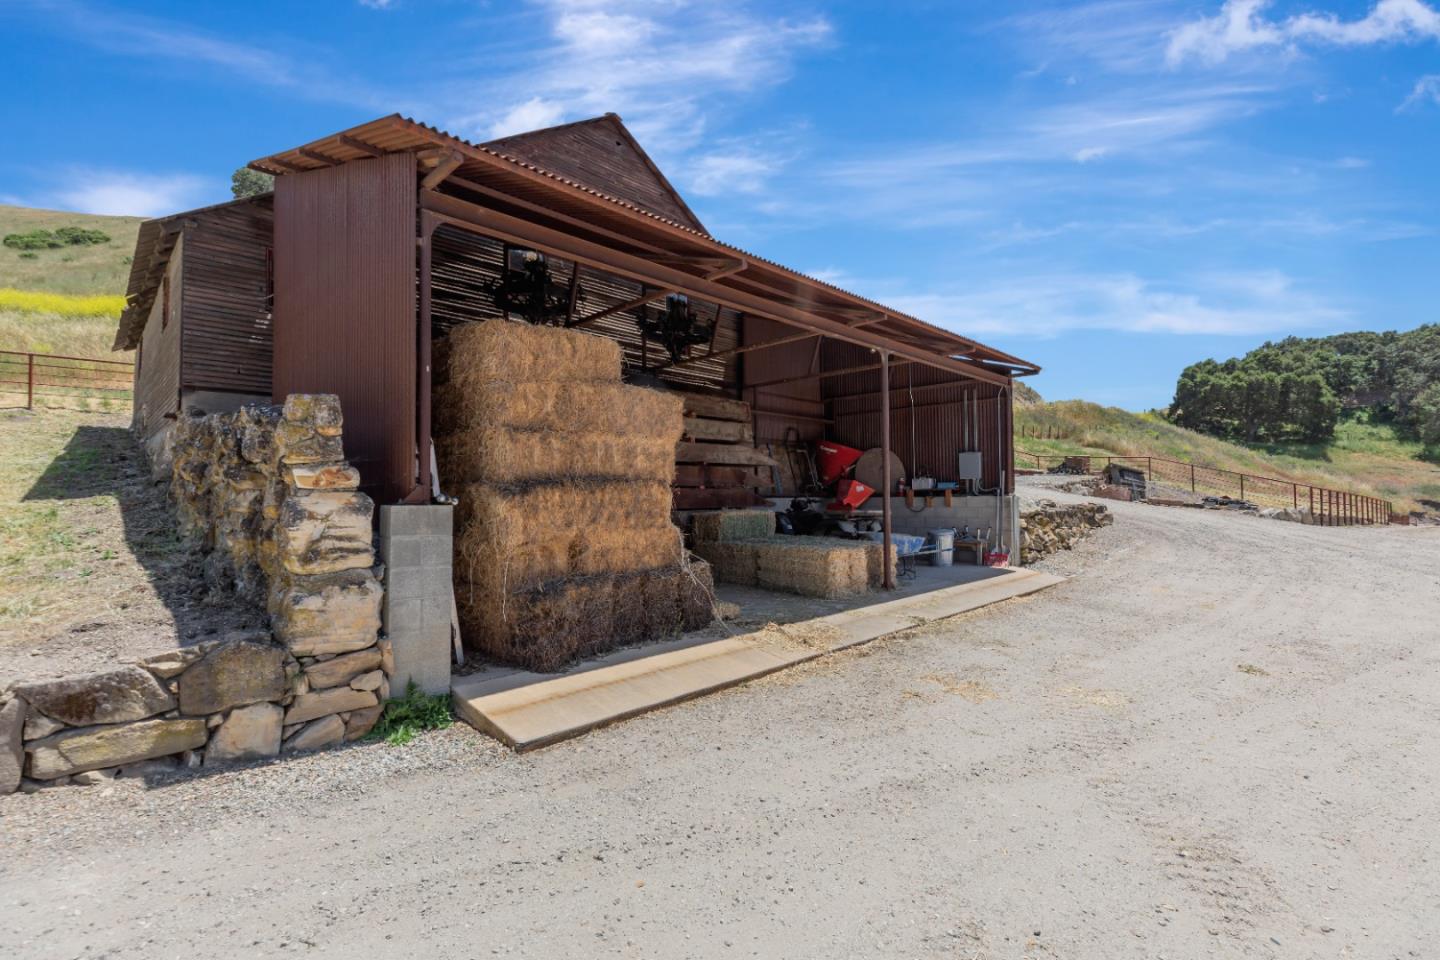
[1016,452,1393,526]
[0,350,133,409]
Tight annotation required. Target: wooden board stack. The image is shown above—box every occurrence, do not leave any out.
[673,394,778,511]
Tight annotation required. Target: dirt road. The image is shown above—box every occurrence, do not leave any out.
[4,483,1438,958]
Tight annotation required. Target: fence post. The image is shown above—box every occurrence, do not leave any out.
[26,353,35,410]
[1239,474,1245,502]
[1293,483,1298,509]
[1147,457,1153,481]
[1190,464,1196,492]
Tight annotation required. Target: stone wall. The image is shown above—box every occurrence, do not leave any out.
[0,395,391,796]
[1019,500,1113,563]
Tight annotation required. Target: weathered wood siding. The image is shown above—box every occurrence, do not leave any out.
[132,236,183,440]
[272,153,418,504]
[180,200,273,397]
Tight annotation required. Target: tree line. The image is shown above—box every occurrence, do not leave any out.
[1170,325,1440,447]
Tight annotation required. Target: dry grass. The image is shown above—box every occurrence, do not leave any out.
[436,426,677,485]
[0,204,141,297]
[435,319,621,385]
[433,380,682,438]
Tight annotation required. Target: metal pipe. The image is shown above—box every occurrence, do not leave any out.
[880,351,895,590]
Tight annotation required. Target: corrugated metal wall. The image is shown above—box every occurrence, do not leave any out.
[132,238,183,440]
[273,153,418,503]
[181,199,273,396]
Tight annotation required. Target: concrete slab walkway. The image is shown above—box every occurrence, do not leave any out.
[452,566,1064,751]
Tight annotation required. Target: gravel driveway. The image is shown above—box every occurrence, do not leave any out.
[4,481,1438,959]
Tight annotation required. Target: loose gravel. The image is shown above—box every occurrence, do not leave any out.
[3,478,1438,959]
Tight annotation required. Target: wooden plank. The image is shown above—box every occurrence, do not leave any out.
[682,417,753,444]
[676,441,778,467]
[677,393,750,422]
[672,488,767,510]
[673,464,759,488]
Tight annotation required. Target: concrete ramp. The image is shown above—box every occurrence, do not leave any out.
[453,567,1064,751]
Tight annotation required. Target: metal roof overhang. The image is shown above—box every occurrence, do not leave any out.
[250,115,1041,383]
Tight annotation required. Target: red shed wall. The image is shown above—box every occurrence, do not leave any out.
[272,153,418,503]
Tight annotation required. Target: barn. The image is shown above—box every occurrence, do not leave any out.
[116,112,1043,709]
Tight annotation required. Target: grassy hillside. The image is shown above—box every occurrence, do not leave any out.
[0,204,141,296]
[0,204,138,361]
[1016,399,1438,514]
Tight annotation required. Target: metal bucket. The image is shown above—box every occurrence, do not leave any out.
[928,528,955,566]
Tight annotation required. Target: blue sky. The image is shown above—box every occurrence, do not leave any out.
[2,0,1437,408]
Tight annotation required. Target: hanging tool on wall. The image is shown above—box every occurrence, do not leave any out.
[636,294,713,363]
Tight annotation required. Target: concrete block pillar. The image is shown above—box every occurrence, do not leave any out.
[377,505,454,696]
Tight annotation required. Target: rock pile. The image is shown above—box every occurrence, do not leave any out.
[0,395,392,796]
[1019,500,1113,563]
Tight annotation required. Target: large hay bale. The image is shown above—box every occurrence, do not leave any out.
[862,541,899,588]
[456,574,617,672]
[453,481,681,588]
[434,381,683,440]
[435,319,621,386]
[691,509,775,542]
[677,558,715,631]
[436,426,676,486]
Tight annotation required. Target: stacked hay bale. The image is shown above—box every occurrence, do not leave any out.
[434,320,713,672]
[690,509,894,599]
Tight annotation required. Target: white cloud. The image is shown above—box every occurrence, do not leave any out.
[685,148,783,196]
[879,269,1346,338]
[52,172,215,217]
[358,0,395,8]
[1168,0,1440,66]
[1399,73,1440,108]
[489,97,570,138]
[1074,146,1111,162]
[454,1,831,147]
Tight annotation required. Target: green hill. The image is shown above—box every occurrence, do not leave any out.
[1,204,140,359]
[1016,399,1438,515]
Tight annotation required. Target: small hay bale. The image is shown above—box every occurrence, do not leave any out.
[433,381,683,440]
[435,319,621,386]
[690,509,775,542]
[750,537,869,599]
[690,540,758,587]
[436,427,676,486]
[641,569,685,639]
[863,541,899,588]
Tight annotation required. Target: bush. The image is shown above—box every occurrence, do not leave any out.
[4,226,112,251]
[366,680,453,745]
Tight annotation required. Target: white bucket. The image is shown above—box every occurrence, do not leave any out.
[928,528,955,566]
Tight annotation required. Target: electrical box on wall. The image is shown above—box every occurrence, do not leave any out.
[957,452,982,482]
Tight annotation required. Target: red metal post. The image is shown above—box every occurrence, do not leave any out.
[879,350,894,590]
[1293,483,1298,509]
[26,353,34,410]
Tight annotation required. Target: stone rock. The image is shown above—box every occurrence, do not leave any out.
[72,768,117,785]
[379,677,391,702]
[345,704,384,741]
[177,637,287,715]
[282,723,303,739]
[304,648,381,690]
[271,569,382,656]
[207,712,225,729]
[1,696,24,795]
[276,419,345,465]
[276,491,375,575]
[142,645,212,679]
[284,463,361,491]
[283,394,343,436]
[26,718,207,780]
[349,669,384,692]
[207,702,283,762]
[378,635,395,677]
[179,749,203,768]
[284,686,378,726]
[14,666,175,728]
[118,757,179,779]
[283,714,345,752]
[22,710,65,741]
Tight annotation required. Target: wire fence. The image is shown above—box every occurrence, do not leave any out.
[0,350,133,410]
[1016,452,1394,526]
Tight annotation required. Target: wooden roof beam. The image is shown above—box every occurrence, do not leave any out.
[420,150,465,190]
[297,147,345,166]
[339,134,386,157]
[566,287,675,329]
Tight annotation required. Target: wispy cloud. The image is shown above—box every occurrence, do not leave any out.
[1399,73,1440,108]
[1167,0,1440,66]
[452,1,831,146]
[49,170,216,217]
[15,0,391,109]
[878,269,1347,338]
